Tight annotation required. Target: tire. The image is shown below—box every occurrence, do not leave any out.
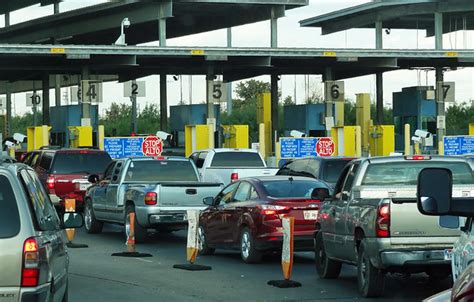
[84,199,103,234]
[125,205,147,243]
[357,240,385,298]
[240,227,262,263]
[198,226,215,255]
[314,232,341,279]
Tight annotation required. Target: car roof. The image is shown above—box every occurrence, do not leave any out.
[366,155,473,164]
[128,156,190,161]
[202,148,259,154]
[243,175,325,182]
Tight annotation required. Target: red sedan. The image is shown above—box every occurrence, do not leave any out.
[198,176,331,263]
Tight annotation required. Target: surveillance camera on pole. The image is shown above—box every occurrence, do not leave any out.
[290,130,306,138]
[13,133,26,143]
[156,131,172,141]
[114,18,131,46]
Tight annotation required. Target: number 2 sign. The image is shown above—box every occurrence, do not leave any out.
[124,81,146,98]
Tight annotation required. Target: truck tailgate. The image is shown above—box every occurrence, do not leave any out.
[158,182,222,208]
[359,186,465,243]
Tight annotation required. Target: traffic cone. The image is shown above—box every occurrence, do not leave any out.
[268,217,301,288]
[112,212,152,257]
[173,210,211,271]
[65,199,88,249]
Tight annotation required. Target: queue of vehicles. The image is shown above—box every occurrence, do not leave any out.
[3,145,474,301]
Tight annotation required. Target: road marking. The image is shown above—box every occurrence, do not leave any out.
[135,258,153,263]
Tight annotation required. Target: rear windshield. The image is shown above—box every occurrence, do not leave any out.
[362,161,474,186]
[263,180,330,198]
[321,160,351,183]
[211,152,264,167]
[0,175,21,238]
[51,152,112,174]
[125,160,198,182]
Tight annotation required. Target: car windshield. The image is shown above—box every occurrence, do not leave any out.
[362,161,474,185]
[263,179,330,198]
[125,160,198,182]
[321,159,351,184]
[0,175,20,238]
[211,152,264,167]
[51,152,112,174]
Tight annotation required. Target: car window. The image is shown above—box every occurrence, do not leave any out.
[210,152,264,167]
[276,162,291,176]
[249,186,260,200]
[321,159,351,184]
[30,153,40,167]
[262,180,330,198]
[0,174,21,238]
[38,152,53,170]
[215,182,239,205]
[20,169,60,231]
[233,182,251,202]
[51,152,112,174]
[288,159,312,177]
[305,159,321,178]
[341,163,360,200]
[103,161,116,180]
[196,152,207,169]
[124,160,198,182]
[333,164,352,200]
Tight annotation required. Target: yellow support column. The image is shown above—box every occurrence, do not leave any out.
[259,123,266,161]
[335,101,344,127]
[356,93,371,156]
[470,123,474,135]
[404,123,411,155]
[98,125,105,150]
[257,93,272,157]
[355,126,362,158]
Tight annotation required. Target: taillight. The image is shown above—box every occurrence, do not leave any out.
[259,205,290,220]
[404,155,431,160]
[22,237,39,287]
[144,192,158,206]
[230,173,239,182]
[376,202,390,238]
[46,175,55,191]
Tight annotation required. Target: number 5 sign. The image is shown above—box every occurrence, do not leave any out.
[325,81,345,102]
[124,81,146,98]
[208,80,227,103]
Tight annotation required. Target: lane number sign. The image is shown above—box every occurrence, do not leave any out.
[124,81,146,98]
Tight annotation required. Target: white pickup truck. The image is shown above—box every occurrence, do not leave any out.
[189,149,278,186]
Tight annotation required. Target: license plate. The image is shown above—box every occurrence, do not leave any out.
[79,183,91,191]
[304,210,318,220]
[444,249,453,261]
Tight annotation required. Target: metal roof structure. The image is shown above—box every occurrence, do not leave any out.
[0,0,307,45]
[0,44,472,90]
[0,0,60,15]
[300,0,474,36]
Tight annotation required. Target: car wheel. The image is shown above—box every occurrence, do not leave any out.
[240,227,262,264]
[315,232,341,279]
[84,199,103,234]
[125,205,147,243]
[198,226,215,255]
[357,240,385,297]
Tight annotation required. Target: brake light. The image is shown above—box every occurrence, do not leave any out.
[22,237,39,287]
[46,175,55,191]
[404,155,431,160]
[376,202,390,238]
[144,192,158,205]
[259,205,290,219]
[230,173,239,182]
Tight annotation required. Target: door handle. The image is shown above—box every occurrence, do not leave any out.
[186,189,197,195]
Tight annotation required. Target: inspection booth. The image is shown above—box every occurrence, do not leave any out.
[393,86,436,151]
[283,104,333,137]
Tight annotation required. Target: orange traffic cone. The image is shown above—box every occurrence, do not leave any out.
[268,217,301,288]
[65,199,88,248]
[112,212,152,257]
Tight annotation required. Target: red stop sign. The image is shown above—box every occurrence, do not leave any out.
[141,136,163,158]
[316,137,335,157]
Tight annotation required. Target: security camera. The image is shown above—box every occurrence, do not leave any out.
[122,18,131,28]
[4,141,15,148]
[412,136,422,143]
[156,131,172,141]
[13,133,26,143]
[414,129,431,139]
[290,130,306,138]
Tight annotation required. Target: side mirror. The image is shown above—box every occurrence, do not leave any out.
[439,215,460,229]
[88,174,100,184]
[63,213,83,229]
[417,168,452,216]
[203,197,215,206]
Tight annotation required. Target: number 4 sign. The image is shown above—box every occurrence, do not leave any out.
[80,80,103,104]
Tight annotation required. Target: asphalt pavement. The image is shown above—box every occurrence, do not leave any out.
[68,225,450,302]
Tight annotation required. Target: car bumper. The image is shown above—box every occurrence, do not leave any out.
[255,235,314,252]
[380,249,449,267]
[135,206,206,228]
[20,283,51,302]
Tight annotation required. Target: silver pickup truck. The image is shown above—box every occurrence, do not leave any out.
[315,156,474,298]
[83,157,223,242]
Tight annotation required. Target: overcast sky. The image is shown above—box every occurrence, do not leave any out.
[2,0,474,116]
